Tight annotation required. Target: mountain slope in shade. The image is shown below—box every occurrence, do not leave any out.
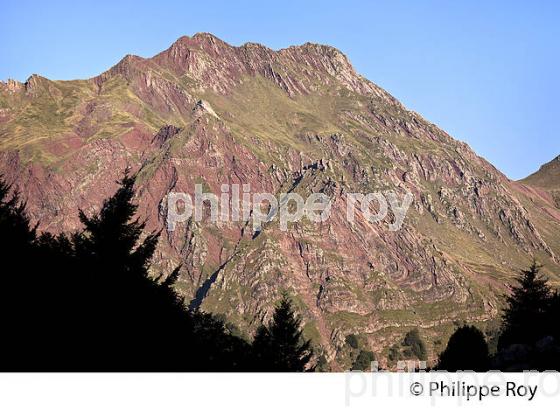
[1,33,559,367]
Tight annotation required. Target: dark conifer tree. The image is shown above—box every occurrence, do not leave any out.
[74,173,159,274]
[0,175,252,371]
[549,292,560,341]
[436,326,490,371]
[252,295,313,371]
[498,261,552,350]
[0,178,36,252]
[69,174,251,370]
[0,178,38,369]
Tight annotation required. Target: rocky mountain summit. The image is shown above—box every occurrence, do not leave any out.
[519,155,560,219]
[1,33,559,367]
[523,155,560,191]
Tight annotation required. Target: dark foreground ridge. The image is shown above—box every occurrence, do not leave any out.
[0,174,313,371]
[1,174,559,371]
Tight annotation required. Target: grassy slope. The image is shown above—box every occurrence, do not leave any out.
[522,155,560,190]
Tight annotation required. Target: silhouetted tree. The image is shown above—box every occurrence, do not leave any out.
[436,326,490,371]
[490,262,560,371]
[0,175,252,371]
[0,178,40,369]
[0,178,36,252]
[252,295,313,371]
[498,261,552,350]
[74,173,159,273]
[549,292,560,341]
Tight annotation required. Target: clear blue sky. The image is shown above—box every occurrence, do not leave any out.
[1,0,559,179]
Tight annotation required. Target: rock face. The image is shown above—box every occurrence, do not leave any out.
[1,33,559,367]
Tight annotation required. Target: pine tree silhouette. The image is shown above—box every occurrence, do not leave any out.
[0,178,36,251]
[252,295,313,371]
[0,178,39,369]
[69,174,252,370]
[75,173,159,273]
[498,261,552,350]
[549,292,560,341]
[436,326,490,371]
[0,175,252,371]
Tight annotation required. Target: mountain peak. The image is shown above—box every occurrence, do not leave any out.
[192,32,221,41]
[167,32,232,53]
[144,33,390,98]
[537,154,560,171]
[522,154,560,190]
